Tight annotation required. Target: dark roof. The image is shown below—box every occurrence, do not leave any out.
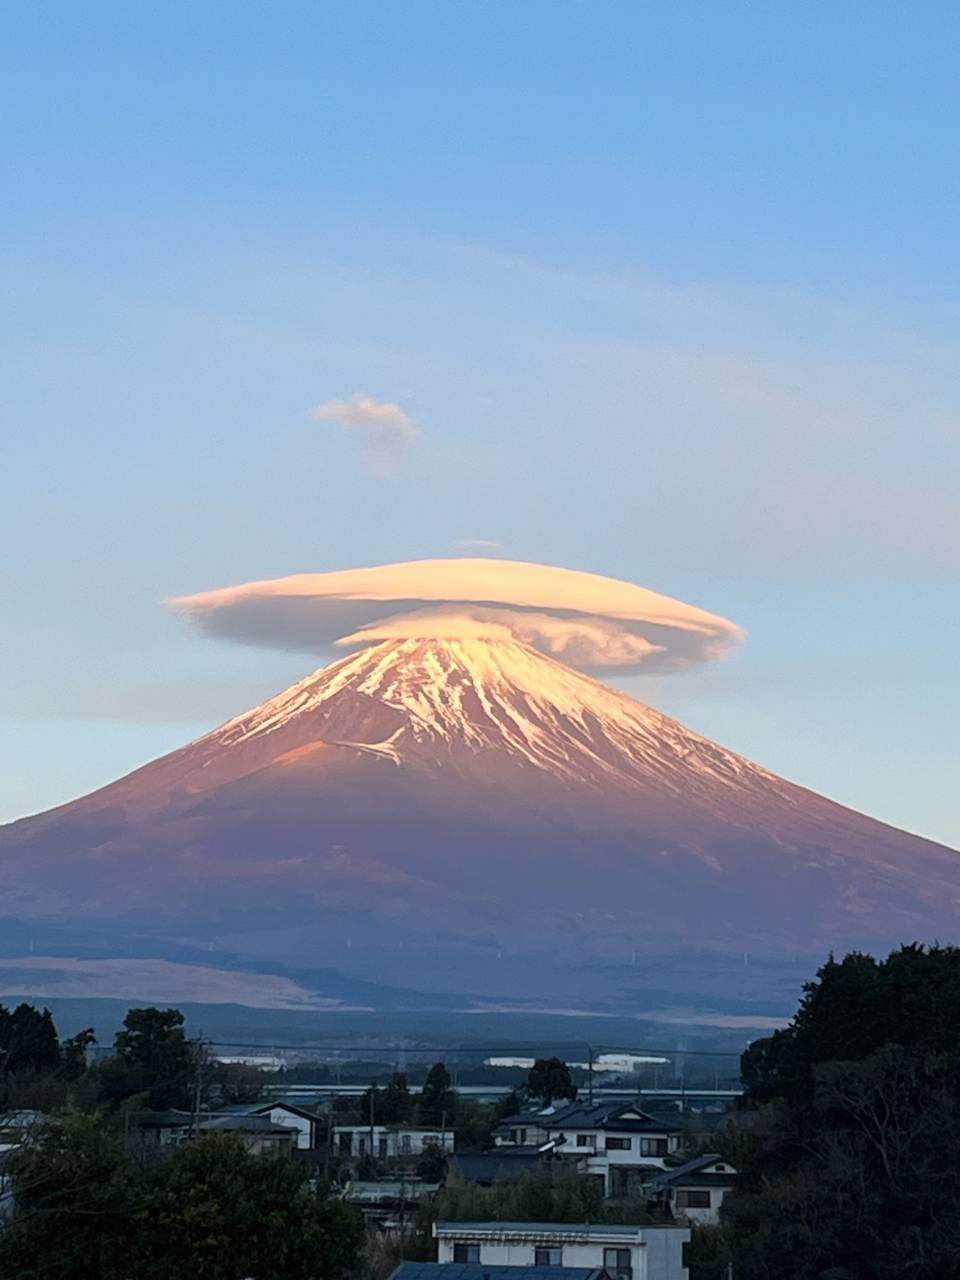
[217,1101,319,1122]
[541,1101,680,1134]
[644,1154,736,1192]
[449,1152,545,1184]
[133,1110,193,1128]
[199,1115,296,1134]
[495,1111,554,1130]
[392,1266,605,1280]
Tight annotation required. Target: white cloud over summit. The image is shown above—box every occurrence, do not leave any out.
[168,558,743,675]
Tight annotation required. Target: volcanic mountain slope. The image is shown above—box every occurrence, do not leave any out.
[2,638,959,995]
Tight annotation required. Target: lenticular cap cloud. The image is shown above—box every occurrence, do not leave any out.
[168,558,743,675]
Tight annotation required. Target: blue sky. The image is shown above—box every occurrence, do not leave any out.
[2,1,958,846]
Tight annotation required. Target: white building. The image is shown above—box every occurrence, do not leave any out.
[643,1154,736,1226]
[434,1222,690,1280]
[333,1123,455,1160]
[496,1101,682,1197]
[214,1053,288,1072]
[217,1102,318,1150]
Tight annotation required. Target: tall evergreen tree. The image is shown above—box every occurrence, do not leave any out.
[0,1003,61,1075]
[417,1061,457,1126]
[526,1057,576,1105]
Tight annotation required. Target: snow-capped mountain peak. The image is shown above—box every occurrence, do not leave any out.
[202,637,774,793]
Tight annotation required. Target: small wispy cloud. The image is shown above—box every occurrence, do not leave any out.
[449,538,503,552]
[311,392,419,473]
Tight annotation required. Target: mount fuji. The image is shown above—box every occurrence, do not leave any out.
[2,637,958,1004]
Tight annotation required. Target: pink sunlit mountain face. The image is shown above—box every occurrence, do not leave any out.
[2,637,959,1001]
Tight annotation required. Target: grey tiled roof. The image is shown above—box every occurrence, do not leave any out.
[540,1101,681,1134]
[199,1114,296,1134]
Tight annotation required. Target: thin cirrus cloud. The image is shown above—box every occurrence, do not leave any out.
[311,392,419,472]
[168,558,744,676]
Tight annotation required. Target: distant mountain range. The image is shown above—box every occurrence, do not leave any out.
[2,636,958,1007]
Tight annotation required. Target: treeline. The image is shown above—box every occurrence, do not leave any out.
[707,944,960,1280]
[0,1002,363,1280]
[1,1110,362,1280]
[0,1002,257,1115]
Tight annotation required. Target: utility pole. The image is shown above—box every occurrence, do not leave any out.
[587,1044,595,1106]
[369,1083,376,1160]
[191,1033,207,1140]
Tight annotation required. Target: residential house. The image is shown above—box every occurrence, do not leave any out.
[133,1109,298,1154]
[333,1123,454,1161]
[215,1101,319,1150]
[434,1222,690,1280]
[499,1101,682,1198]
[493,1109,555,1149]
[196,1114,298,1155]
[643,1155,736,1226]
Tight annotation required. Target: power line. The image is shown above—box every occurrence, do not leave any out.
[204,1037,744,1059]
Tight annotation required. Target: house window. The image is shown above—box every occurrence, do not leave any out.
[378,1139,388,1158]
[535,1248,562,1266]
[603,1247,632,1278]
[606,1137,631,1150]
[677,1189,711,1209]
[639,1137,668,1157]
[400,1134,412,1153]
[576,1134,594,1147]
[453,1245,480,1263]
[518,1128,528,1144]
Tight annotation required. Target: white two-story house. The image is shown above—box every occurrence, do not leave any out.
[498,1101,682,1198]
[434,1221,690,1280]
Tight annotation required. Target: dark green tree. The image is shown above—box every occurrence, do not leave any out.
[416,1141,447,1181]
[208,1059,264,1107]
[725,945,960,1280]
[526,1057,576,1105]
[0,1003,61,1076]
[0,1113,365,1280]
[492,1087,523,1124]
[0,1107,142,1280]
[453,1097,497,1150]
[417,1061,458,1126]
[59,1028,97,1081]
[102,1007,196,1109]
[362,1071,413,1125]
[145,1132,364,1279]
